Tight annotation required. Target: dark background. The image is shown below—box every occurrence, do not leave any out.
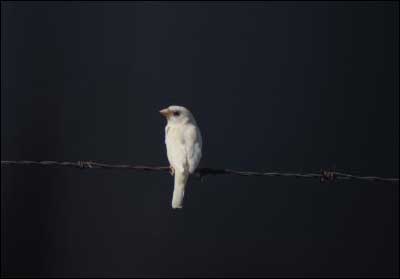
[1,1,398,277]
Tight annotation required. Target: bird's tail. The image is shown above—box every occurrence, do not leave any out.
[172,170,189,209]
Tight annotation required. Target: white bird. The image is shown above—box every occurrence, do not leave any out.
[160,105,202,209]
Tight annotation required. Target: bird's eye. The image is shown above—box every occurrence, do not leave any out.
[173,111,180,117]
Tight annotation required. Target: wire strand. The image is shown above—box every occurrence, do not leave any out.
[1,160,398,184]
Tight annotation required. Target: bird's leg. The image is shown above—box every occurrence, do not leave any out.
[169,166,175,176]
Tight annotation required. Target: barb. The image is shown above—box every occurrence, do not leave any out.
[1,160,398,184]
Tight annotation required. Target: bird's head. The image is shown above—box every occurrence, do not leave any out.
[159,105,196,125]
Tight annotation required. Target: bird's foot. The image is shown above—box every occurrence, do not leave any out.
[169,166,175,176]
[193,171,205,182]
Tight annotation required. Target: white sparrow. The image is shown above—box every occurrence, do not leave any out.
[160,105,202,209]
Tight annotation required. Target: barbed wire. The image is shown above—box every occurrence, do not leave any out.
[1,160,398,184]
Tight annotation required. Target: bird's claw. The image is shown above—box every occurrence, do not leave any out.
[169,166,175,176]
[193,171,205,182]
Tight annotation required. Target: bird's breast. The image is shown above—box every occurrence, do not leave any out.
[165,125,185,145]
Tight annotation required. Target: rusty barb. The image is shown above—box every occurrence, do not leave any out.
[320,167,336,183]
[77,161,95,169]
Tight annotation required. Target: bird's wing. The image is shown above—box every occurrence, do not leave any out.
[184,124,202,174]
[166,125,189,173]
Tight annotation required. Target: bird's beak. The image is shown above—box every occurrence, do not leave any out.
[159,108,171,118]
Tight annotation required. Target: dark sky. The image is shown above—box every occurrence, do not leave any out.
[1,1,398,277]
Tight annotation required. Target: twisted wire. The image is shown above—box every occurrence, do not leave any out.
[1,160,398,184]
